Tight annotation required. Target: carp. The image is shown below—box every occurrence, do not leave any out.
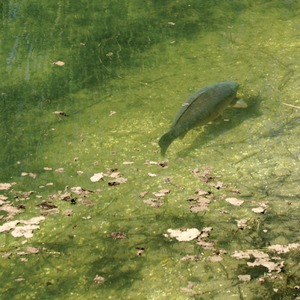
[159,81,240,156]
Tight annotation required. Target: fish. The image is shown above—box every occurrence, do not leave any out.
[159,81,240,156]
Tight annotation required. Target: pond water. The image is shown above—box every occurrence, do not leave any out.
[0,1,299,299]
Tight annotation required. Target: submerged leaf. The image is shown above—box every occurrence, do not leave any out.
[164,228,200,242]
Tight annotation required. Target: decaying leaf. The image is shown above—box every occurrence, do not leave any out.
[93,275,105,285]
[0,216,45,238]
[0,183,14,190]
[188,196,211,213]
[236,219,250,229]
[90,172,105,182]
[143,198,162,208]
[109,232,126,240]
[164,228,200,242]
[139,191,148,198]
[181,255,201,262]
[145,160,158,165]
[268,243,300,254]
[153,189,170,197]
[53,111,69,117]
[247,259,284,273]
[225,197,244,206]
[0,195,8,201]
[147,173,157,177]
[71,186,94,196]
[231,249,285,273]
[53,61,65,66]
[192,166,215,183]
[238,274,251,282]
[252,207,266,214]
[207,255,223,262]
[195,188,210,196]
[136,247,145,256]
[197,240,215,250]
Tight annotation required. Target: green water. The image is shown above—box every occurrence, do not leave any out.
[1,1,299,299]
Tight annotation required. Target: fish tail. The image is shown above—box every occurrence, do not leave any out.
[158,131,175,156]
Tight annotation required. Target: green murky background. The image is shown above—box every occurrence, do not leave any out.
[0,1,299,299]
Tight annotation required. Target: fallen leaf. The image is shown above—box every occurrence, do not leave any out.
[195,188,210,196]
[225,198,244,206]
[0,216,45,238]
[164,228,200,242]
[268,243,300,254]
[0,195,8,201]
[207,255,223,262]
[148,173,157,177]
[90,173,105,182]
[181,255,201,262]
[213,181,226,189]
[93,275,105,285]
[197,240,215,250]
[136,247,145,256]
[236,219,249,229]
[2,252,12,258]
[139,191,148,198]
[108,177,127,186]
[252,207,266,214]
[238,275,251,282]
[0,183,13,190]
[145,161,158,165]
[53,61,65,66]
[62,209,73,216]
[27,246,39,254]
[109,232,126,240]
[143,198,162,208]
[153,189,170,197]
[43,167,52,171]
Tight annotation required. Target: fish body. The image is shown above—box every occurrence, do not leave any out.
[159,81,239,155]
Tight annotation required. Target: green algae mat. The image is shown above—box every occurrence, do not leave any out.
[0,1,299,299]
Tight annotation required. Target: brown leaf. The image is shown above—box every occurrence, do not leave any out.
[225,198,244,206]
[90,172,105,182]
[164,228,200,242]
[252,207,266,214]
[207,255,223,262]
[93,275,105,285]
[53,61,65,66]
[139,191,148,198]
[238,275,251,282]
[143,198,162,208]
[109,232,126,240]
[0,183,13,190]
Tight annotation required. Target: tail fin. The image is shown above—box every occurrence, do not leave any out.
[158,132,175,156]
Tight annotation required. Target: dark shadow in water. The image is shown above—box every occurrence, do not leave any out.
[176,95,263,157]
